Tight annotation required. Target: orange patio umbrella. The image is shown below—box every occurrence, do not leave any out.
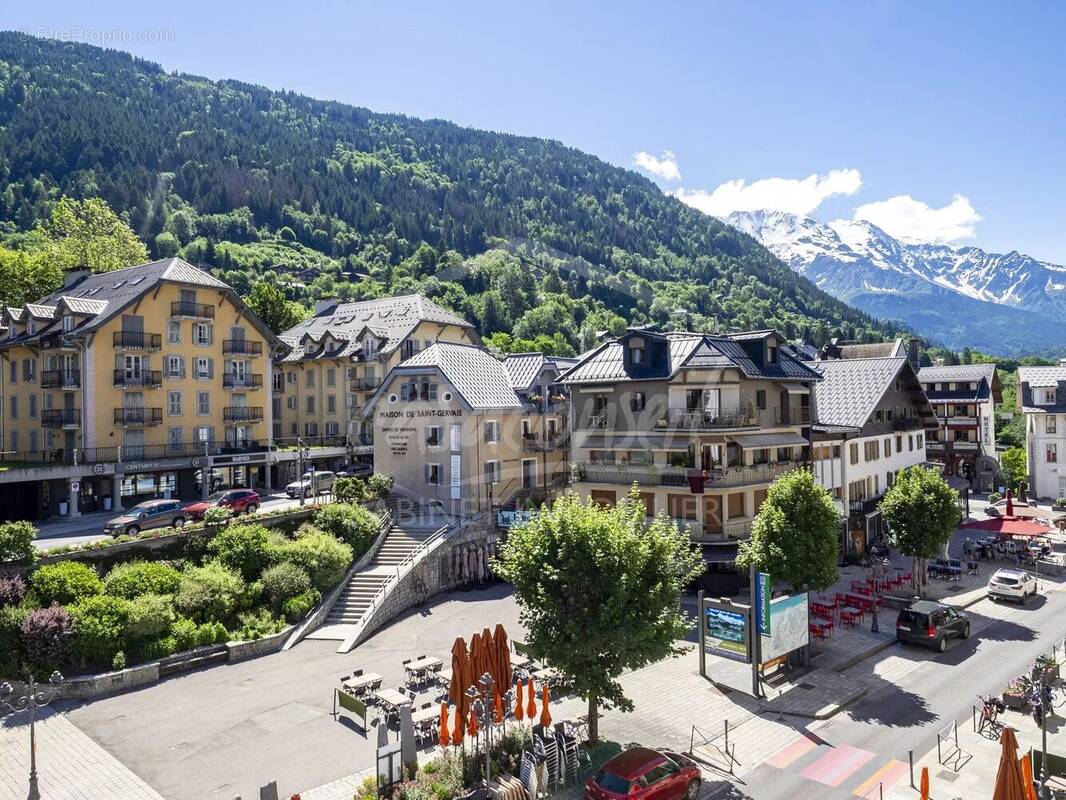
[481,627,494,676]
[514,678,525,721]
[539,684,552,728]
[993,727,1028,800]
[448,637,469,740]
[526,677,537,719]
[920,766,929,800]
[439,704,451,748]
[1020,753,1037,800]
[494,691,505,724]
[493,623,511,690]
[468,704,479,738]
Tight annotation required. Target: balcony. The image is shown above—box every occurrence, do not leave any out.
[695,519,753,542]
[224,406,264,423]
[41,408,81,429]
[41,369,81,389]
[223,339,263,356]
[849,496,881,515]
[664,406,755,430]
[773,406,811,425]
[113,369,163,388]
[113,331,161,351]
[573,460,803,489]
[223,373,264,390]
[950,440,980,451]
[170,301,215,319]
[944,416,978,428]
[114,407,163,427]
[273,434,348,450]
[893,417,922,431]
[39,334,78,351]
[522,433,570,452]
[353,377,381,391]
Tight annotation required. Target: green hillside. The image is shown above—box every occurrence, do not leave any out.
[0,33,901,351]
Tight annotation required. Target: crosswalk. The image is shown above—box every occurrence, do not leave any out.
[763,734,909,797]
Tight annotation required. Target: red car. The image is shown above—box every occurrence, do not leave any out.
[184,489,261,520]
[585,747,701,800]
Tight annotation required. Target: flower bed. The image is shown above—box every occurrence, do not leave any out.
[0,500,385,681]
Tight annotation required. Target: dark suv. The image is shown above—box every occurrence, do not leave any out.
[896,600,970,652]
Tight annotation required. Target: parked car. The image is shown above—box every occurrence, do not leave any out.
[338,463,372,479]
[585,747,701,800]
[988,568,1038,603]
[103,499,187,537]
[184,489,261,520]
[896,600,970,652]
[285,470,336,498]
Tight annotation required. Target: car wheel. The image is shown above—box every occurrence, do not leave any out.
[962,624,971,639]
[172,516,186,529]
[685,779,700,800]
[936,636,947,653]
[247,504,259,515]
[125,525,139,537]
[304,488,312,498]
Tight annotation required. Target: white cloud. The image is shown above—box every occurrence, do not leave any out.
[633,150,682,181]
[852,193,981,243]
[672,168,862,217]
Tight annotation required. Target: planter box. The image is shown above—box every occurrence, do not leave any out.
[1003,692,1028,710]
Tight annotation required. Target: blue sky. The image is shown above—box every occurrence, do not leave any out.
[8,1,1066,260]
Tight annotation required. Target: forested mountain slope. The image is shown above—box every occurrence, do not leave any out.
[0,33,900,351]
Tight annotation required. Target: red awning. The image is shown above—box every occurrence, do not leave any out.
[960,516,1052,537]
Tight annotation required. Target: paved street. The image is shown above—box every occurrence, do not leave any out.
[32,491,310,551]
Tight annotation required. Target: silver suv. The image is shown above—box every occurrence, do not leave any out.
[104,499,187,537]
[988,568,1038,604]
[285,470,336,499]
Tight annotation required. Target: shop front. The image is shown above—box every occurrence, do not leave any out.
[210,451,271,495]
[115,456,200,507]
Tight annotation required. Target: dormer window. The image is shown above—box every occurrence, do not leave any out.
[628,337,645,366]
[767,343,778,364]
[364,337,378,357]
[1040,388,1057,406]
[62,316,74,333]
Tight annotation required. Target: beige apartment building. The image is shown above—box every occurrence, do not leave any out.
[363,342,571,517]
[562,328,820,553]
[273,295,479,479]
[0,259,281,520]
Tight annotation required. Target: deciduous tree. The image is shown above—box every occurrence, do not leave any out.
[40,197,149,272]
[880,466,960,596]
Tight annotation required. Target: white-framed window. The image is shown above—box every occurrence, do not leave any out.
[192,323,212,346]
[426,463,441,485]
[917,434,924,448]
[325,421,339,435]
[196,391,210,416]
[1048,415,1057,434]
[306,396,315,414]
[306,369,314,389]
[28,395,36,418]
[194,425,212,443]
[195,357,212,380]
[287,371,296,384]
[168,426,183,451]
[167,320,181,344]
[168,391,183,416]
[1048,443,1058,464]
[483,420,500,444]
[287,396,296,410]
[166,355,184,378]
[62,315,74,333]
[326,367,336,387]
[484,460,500,484]
[327,394,336,414]
[426,425,442,447]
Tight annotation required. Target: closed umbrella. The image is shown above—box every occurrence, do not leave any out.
[526,677,537,719]
[470,633,484,691]
[494,691,505,724]
[993,727,1028,800]
[514,678,525,722]
[1020,753,1036,800]
[480,627,494,683]
[920,766,929,800]
[449,637,468,741]
[539,684,552,728]
[399,704,417,774]
[493,624,511,690]
[439,704,451,748]
[1006,489,1015,517]
[468,704,479,738]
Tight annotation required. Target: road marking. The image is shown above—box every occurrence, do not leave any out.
[800,745,875,787]
[765,735,817,768]
[851,758,908,796]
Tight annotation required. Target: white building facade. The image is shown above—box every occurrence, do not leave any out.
[1017,366,1066,500]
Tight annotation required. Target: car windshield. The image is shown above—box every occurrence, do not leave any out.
[301,473,314,481]
[207,492,227,501]
[127,507,149,518]
[594,770,632,795]
[993,574,1019,585]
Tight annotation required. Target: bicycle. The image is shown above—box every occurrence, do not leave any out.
[978,694,1005,736]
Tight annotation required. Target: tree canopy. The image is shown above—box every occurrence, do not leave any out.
[736,468,840,592]
[245,282,310,334]
[1000,448,1028,494]
[496,490,703,744]
[880,466,960,595]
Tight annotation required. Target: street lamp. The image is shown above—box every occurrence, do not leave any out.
[466,671,496,786]
[1,671,64,800]
[296,437,310,507]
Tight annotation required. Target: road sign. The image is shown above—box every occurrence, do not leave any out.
[755,572,772,637]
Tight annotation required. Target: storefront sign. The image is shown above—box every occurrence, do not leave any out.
[701,599,751,664]
[450,454,461,500]
[121,459,193,473]
[378,409,463,419]
[381,425,415,457]
[212,452,269,466]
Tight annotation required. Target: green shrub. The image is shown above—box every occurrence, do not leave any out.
[280,531,352,592]
[206,523,275,581]
[138,635,178,660]
[334,476,366,505]
[32,561,103,606]
[112,650,127,671]
[0,520,36,564]
[103,560,182,599]
[195,621,230,646]
[234,609,285,641]
[69,595,133,667]
[989,492,1002,503]
[171,617,198,651]
[202,506,233,526]
[240,579,264,611]
[0,604,29,675]
[282,588,320,623]
[366,473,394,501]
[174,563,244,623]
[260,562,311,613]
[314,503,379,552]
[125,594,175,640]
[21,606,74,673]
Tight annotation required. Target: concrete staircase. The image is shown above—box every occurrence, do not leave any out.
[305,525,441,641]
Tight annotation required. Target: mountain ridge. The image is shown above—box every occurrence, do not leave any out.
[726,209,1066,355]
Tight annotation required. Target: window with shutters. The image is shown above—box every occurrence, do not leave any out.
[484,460,500,484]
[168,320,181,344]
[327,394,336,414]
[306,369,314,389]
[168,391,183,416]
[168,427,183,451]
[484,420,499,444]
[849,442,859,465]
[9,397,16,419]
[426,425,442,447]
[195,357,211,380]
[1048,415,1057,434]
[197,391,210,416]
[166,355,184,378]
[192,323,212,346]
[630,391,646,412]
[327,368,336,387]
[306,396,315,414]
[9,362,16,384]
[426,463,441,485]
[28,395,36,418]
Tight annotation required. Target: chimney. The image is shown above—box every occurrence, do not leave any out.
[907,337,922,371]
[314,296,339,317]
[63,266,90,289]
[1058,358,1066,368]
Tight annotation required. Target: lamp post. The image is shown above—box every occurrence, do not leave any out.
[296,437,309,507]
[466,671,496,786]
[1,671,64,800]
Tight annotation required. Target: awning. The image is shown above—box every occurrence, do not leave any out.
[730,431,809,449]
[778,382,810,395]
[959,517,1052,537]
[579,433,691,451]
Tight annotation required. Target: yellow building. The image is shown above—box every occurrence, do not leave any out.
[0,259,281,520]
[272,295,478,479]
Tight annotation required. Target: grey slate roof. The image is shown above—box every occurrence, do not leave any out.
[918,364,996,384]
[390,342,526,410]
[279,294,474,362]
[1017,366,1066,389]
[807,357,926,429]
[838,340,906,359]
